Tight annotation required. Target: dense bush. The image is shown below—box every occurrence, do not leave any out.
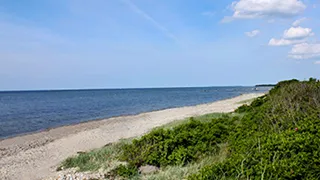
[115,78,320,179]
[120,117,237,167]
[108,164,138,179]
[190,78,320,179]
[235,95,267,113]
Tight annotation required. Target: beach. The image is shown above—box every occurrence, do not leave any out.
[0,93,264,180]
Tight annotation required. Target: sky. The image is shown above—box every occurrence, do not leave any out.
[0,0,320,90]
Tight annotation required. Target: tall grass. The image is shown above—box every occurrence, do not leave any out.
[58,139,131,172]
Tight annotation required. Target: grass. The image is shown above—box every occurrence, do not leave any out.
[141,143,229,180]
[58,139,131,172]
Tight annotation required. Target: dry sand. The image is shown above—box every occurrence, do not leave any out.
[0,93,264,180]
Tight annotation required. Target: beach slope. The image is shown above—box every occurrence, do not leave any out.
[0,93,264,180]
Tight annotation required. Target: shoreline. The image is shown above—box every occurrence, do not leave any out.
[0,92,257,141]
[0,93,254,141]
[0,93,264,180]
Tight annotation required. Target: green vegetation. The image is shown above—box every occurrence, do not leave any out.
[190,78,320,179]
[236,98,255,105]
[142,143,229,180]
[59,78,320,179]
[108,164,139,179]
[57,113,229,175]
[119,116,234,167]
[255,84,276,87]
[158,113,227,129]
[58,139,130,172]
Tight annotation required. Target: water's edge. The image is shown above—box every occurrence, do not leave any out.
[0,92,263,141]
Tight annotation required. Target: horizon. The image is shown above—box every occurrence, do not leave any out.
[1,0,319,90]
[0,85,259,92]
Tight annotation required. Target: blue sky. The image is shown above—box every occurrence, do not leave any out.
[0,0,320,90]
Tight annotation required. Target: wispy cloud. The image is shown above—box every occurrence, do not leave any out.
[292,17,307,27]
[121,0,178,42]
[245,30,260,37]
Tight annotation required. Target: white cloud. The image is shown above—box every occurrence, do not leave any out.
[245,30,260,37]
[202,11,215,17]
[292,17,307,27]
[268,38,305,46]
[269,38,293,46]
[289,43,320,59]
[269,26,314,46]
[226,0,306,20]
[283,26,313,39]
[314,61,320,64]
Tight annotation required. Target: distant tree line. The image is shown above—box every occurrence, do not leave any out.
[255,84,276,87]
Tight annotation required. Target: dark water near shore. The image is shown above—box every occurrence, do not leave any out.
[0,87,268,139]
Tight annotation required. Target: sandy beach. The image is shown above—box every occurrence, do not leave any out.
[0,93,264,180]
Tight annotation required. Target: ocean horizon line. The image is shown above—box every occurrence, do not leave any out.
[0,85,254,93]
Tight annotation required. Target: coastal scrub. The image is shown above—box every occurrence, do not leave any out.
[58,78,320,179]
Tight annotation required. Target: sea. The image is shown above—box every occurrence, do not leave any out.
[0,87,268,139]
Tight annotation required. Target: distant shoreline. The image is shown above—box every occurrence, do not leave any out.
[0,93,264,180]
[255,84,276,87]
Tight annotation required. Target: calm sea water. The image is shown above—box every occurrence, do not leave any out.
[0,87,266,139]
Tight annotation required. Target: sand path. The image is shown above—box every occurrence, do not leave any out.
[0,93,264,180]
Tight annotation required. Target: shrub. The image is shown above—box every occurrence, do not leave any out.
[108,164,138,179]
[189,78,320,179]
[62,78,320,179]
[119,117,237,167]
